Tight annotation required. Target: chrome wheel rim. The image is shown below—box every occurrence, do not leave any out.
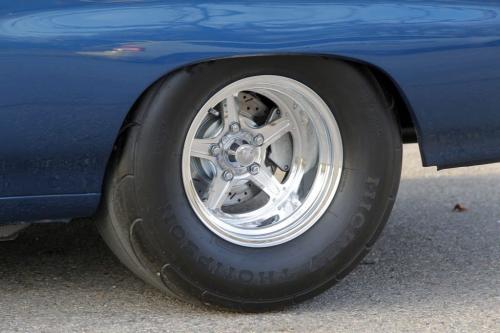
[182,75,343,247]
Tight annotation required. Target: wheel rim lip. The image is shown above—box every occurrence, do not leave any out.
[182,75,343,248]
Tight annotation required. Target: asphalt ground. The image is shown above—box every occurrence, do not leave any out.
[0,144,498,332]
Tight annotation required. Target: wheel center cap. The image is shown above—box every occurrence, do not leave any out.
[235,144,258,167]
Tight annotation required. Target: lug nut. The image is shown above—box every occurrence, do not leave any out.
[210,144,221,156]
[229,122,240,133]
[222,170,234,182]
[248,163,260,175]
[253,134,264,146]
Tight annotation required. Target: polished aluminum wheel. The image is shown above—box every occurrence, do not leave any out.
[182,75,343,247]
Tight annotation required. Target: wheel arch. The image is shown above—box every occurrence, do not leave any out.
[130,54,419,140]
[104,54,421,192]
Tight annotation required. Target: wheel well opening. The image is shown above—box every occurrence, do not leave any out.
[118,54,418,160]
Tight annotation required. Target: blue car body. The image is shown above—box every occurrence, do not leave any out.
[1,0,500,223]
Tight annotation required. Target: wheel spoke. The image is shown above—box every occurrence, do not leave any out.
[287,167,305,194]
[222,95,240,130]
[257,117,292,147]
[206,176,232,210]
[232,201,281,227]
[279,193,302,219]
[190,138,218,161]
[249,168,282,198]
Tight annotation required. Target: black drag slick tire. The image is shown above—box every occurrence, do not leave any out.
[97,57,402,311]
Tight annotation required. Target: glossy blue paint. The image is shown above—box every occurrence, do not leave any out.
[1,1,500,222]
